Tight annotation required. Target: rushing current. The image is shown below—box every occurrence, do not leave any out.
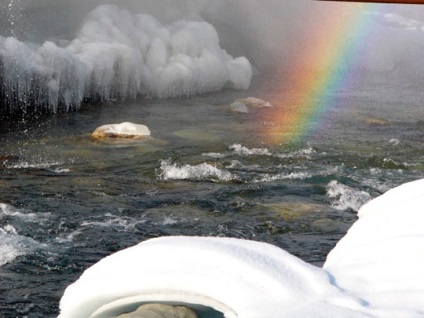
[2,1,424,318]
[2,71,424,318]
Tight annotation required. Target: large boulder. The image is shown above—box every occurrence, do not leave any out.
[92,122,151,140]
[237,97,273,108]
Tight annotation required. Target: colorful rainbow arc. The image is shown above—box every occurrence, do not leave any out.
[265,3,377,146]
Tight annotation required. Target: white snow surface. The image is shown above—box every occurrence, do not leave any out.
[59,179,424,318]
[324,178,424,316]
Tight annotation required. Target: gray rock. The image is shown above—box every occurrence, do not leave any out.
[237,97,273,108]
[229,97,273,114]
[230,101,249,113]
[117,303,198,318]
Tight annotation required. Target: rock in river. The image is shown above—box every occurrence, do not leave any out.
[92,122,151,140]
[117,303,198,318]
[229,97,273,113]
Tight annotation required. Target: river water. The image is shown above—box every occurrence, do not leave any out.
[1,73,424,317]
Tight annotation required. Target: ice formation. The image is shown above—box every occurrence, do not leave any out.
[0,4,252,114]
[59,178,424,317]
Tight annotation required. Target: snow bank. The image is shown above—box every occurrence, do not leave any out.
[324,178,424,315]
[59,179,424,317]
[0,4,252,113]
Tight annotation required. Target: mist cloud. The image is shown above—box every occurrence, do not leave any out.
[4,0,424,71]
[2,0,424,113]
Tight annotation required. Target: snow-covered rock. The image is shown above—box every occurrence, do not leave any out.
[229,97,272,113]
[92,122,151,140]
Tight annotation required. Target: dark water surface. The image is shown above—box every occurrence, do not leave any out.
[1,75,424,317]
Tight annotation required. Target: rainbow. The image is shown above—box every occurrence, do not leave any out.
[264,2,379,145]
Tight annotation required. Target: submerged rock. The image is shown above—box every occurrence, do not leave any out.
[117,304,198,318]
[311,218,350,233]
[229,97,273,113]
[238,97,273,108]
[92,122,151,140]
[172,129,220,142]
[264,202,328,222]
[365,117,391,126]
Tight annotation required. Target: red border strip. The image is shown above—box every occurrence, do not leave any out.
[317,0,424,4]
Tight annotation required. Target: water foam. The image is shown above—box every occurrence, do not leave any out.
[229,144,272,156]
[5,160,68,171]
[253,171,311,183]
[203,145,317,160]
[326,180,371,212]
[0,4,252,114]
[81,213,146,232]
[0,203,44,266]
[158,159,234,182]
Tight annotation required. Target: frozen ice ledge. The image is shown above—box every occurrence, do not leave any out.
[0,5,252,115]
[59,178,424,318]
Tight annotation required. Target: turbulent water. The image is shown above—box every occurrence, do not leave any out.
[1,71,424,317]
